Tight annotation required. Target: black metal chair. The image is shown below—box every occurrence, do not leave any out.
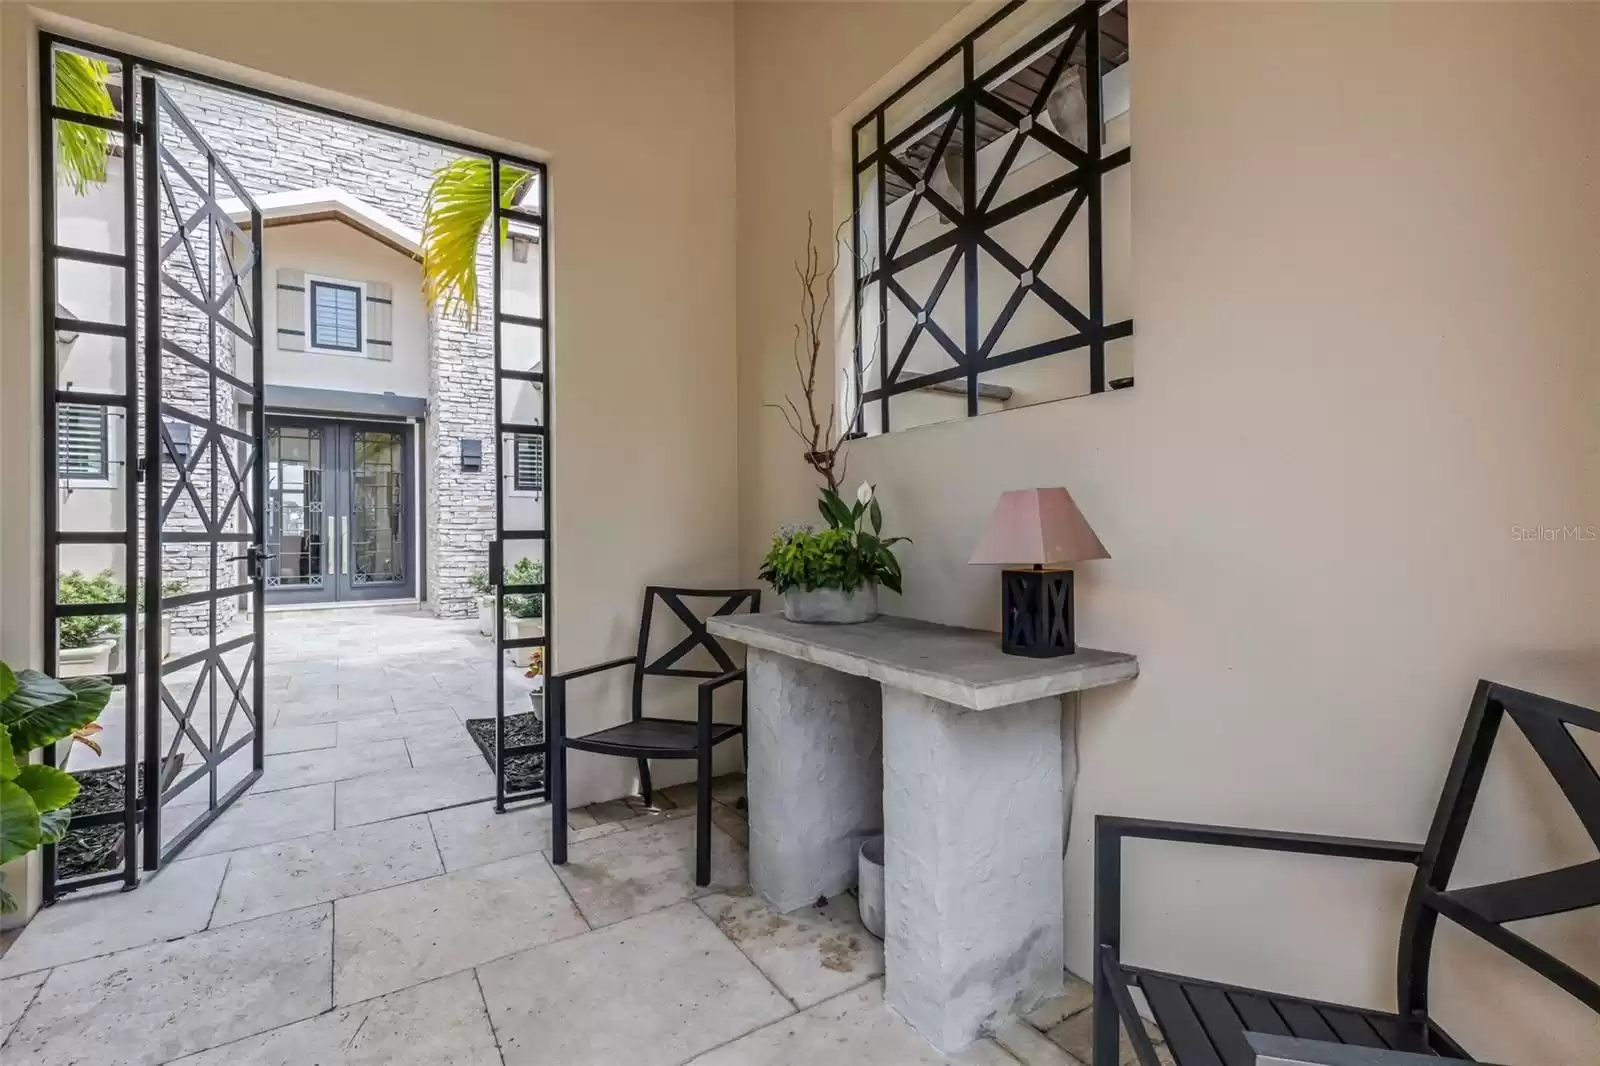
[547,585,760,886]
[1094,680,1600,1064]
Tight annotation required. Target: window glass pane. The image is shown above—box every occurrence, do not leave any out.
[310,281,362,351]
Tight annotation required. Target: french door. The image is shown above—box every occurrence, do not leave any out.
[265,417,415,605]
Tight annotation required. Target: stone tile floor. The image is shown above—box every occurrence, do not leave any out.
[2,605,1165,1066]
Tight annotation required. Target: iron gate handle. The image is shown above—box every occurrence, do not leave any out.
[226,544,276,581]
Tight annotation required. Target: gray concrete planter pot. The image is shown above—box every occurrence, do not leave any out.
[782,584,879,624]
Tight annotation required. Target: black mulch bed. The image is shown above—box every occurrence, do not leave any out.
[56,761,162,881]
[464,709,546,794]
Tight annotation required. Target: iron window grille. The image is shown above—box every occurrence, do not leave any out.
[513,432,544,493]
[57,403,109,480]
[850,0,1133,434]
[308,279,363,352]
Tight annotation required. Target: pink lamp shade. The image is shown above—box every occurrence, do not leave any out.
[967,488,1109,567]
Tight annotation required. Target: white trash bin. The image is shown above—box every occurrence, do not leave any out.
[858,834,885,939]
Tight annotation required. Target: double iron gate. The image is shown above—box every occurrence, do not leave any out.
[40,35,553,902]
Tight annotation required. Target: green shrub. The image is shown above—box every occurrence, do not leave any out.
[504,558,544,620]
[56,570,123,649]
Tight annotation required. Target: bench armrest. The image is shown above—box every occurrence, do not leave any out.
[1091,817,1423,1066]
[1098,815,1424,864]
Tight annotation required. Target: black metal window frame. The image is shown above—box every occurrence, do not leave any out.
[512,432,544,493]
[850,0,1133,434]
[307,278,364,353]
[57,402,111,480]
[38,29,555,900]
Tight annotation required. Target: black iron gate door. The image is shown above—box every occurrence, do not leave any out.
[140,77,268,864]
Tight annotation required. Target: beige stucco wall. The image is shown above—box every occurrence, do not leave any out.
[0,1,739,810]
[260,221,430,398]
[737,2,1599,1061]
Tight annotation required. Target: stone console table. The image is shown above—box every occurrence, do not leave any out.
[705,612,1138,1052]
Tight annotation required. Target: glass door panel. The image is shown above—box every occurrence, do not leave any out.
[341,425,412,600]
[265,422,332,603]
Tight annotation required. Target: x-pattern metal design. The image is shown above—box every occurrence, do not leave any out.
[641,588,759,678]
[156,139,257,346]
[1409,685,1600,1015]
[142,78,267,870]
[855,1,1128,418]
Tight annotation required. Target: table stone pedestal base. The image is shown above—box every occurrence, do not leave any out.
[746,647,883,912]
[882,687,1065,1052]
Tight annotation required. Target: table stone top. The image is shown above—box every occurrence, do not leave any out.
[707,613,1137,711]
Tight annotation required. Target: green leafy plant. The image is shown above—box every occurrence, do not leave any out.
[503,558,545,620]
[759,483,907,595]
[55,52,115,195]
[467,569,492,596]
[56,569,123,650]
[419,159,532,323]
[0,661,112,913]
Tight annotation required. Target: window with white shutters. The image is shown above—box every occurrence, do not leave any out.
[513,433,544,493]
[58,404,108,480]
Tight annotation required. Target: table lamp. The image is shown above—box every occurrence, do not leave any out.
[968,488,1108,657]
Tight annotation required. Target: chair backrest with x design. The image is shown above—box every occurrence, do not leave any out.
[1395,680,1600,1040]
[629,586,761,718]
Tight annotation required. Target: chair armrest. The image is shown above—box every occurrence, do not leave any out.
[547,655,635,683]
[698,668,746,695]
[697,668,745,726]
[1098,815,1424,864]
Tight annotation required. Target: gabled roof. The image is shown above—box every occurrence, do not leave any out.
[218,186,421,261]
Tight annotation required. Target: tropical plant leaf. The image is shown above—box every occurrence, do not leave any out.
[17,764,79,813]
[869,498,882,535]
[54,52,114,196]
[2,670,107,754]
[0,780,41,866]
[61,675,113,724]
[419,158,532,323]
[0,724,15,782]
[38,807,73,845]
[0,662,16,706]
[0,884,16,916]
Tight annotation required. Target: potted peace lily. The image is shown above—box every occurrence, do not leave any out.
[760,482,906,624]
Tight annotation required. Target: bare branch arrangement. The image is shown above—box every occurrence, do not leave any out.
[766,212,877,495]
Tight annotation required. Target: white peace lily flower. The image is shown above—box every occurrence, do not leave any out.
[856,482,874,506]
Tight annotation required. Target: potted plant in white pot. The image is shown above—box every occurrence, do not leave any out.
[760,483,906,623]
[503,557,544,667]
[469,568,494,637]
[759,214,906,622]
[56,570,122,677]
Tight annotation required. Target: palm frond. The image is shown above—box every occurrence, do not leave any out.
[54,52,114,196]
[419,158,533,322]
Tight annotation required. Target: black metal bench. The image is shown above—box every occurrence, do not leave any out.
[1094,679,1600,1064]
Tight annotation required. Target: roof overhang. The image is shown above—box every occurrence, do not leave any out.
[218,186,422,262]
